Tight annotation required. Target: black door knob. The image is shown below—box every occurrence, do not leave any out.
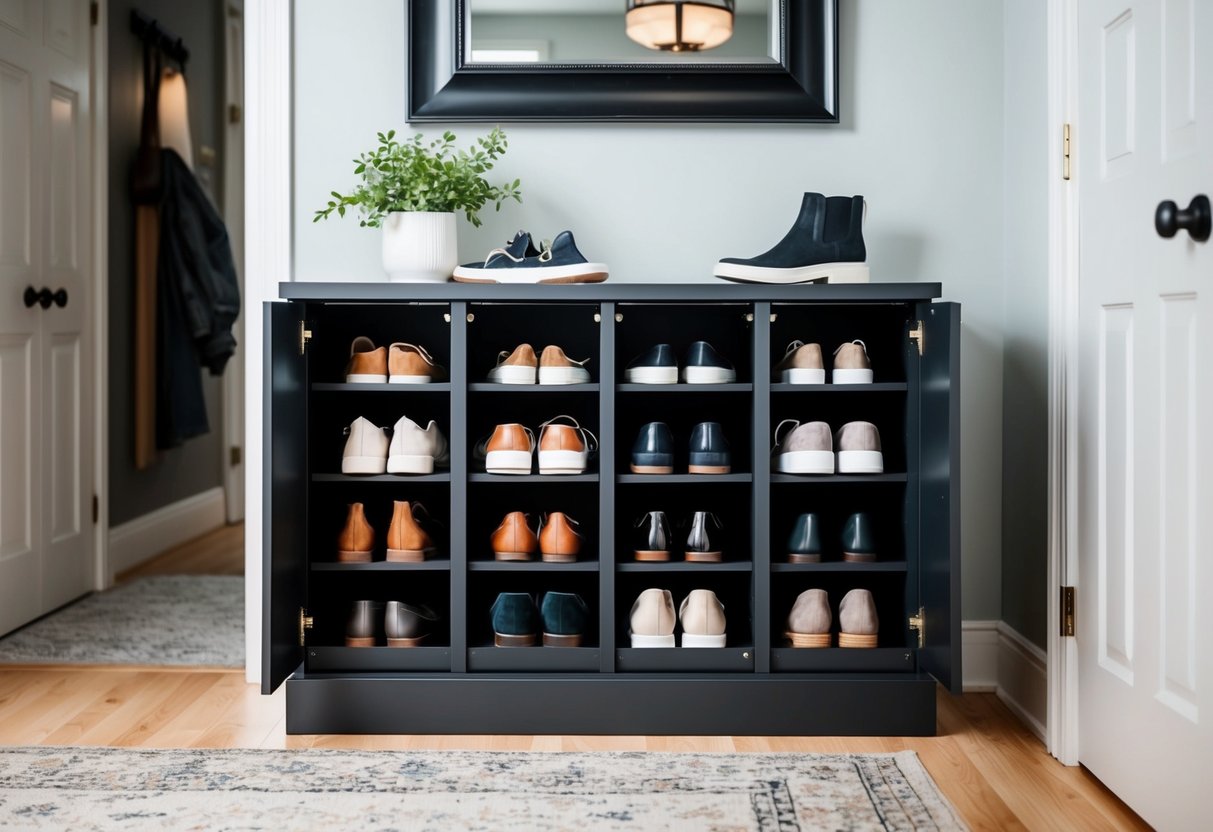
[33,287,53,309]
[23,286,39,308]
[1155,194,1211,242]
[52,288,68,308]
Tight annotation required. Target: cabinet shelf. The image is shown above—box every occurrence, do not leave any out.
[468,561,599,572]
[615,647,755,673]
[617,561,752,572]
[770,382,907,393]
[469,383,599,393]
[312,560,452,571]
[468,473,598,483]
[771,562,907,573]
[306,646,451,673]
[770,473,907,484]
[616,383,753,393]
[312,473,451,483]
[311,382,451,393]
[617,473,752,484]
[467,646,601,673]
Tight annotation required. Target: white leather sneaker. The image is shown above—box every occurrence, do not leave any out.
[387,416,449,475]
[629,588,676,648]
[342,417,389,475]
[679,589,726,648]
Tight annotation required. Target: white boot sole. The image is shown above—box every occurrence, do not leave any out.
[714,261,870,285]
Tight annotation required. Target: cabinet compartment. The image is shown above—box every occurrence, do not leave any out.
[615,571,753,654]
[467,303,601,383]
[615,303,754,383]
[768,478,908,565]
[467,481,599,564]
[310,482,452,565]
[770,571,909,653]
[615,480,751,565]
[769,303,913,384]
[308,302,452,384]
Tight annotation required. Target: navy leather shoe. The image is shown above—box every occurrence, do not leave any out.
[685,511,724,562]
[454,230,609,284]
[787,513,823,563]
[633,510,673,561]
[683,341,737,384]
[714,193,869,284]
[625,344,678,384]
[631,422,674,473]
[688,422,731,474]
[540,592,589,647]
[490,592,538,647]
[841,512,877,562]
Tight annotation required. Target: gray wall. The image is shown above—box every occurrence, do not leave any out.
[107,0,225,526]
[293,0,1055,632]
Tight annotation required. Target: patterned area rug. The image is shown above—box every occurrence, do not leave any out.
[0,576,243,668]
[0,746,966,830]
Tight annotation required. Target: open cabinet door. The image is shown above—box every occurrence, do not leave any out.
[262,302,308,694]
[916,302,962,692]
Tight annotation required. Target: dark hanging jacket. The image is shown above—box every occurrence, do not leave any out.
[155,148,241,449]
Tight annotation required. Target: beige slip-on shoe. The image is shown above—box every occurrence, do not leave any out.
[629,588,676,648]
[785,588,831,648]
[835,421,883,474]
[387,416,450,475]
[832,340,873,384]
[772,419,834,474]
[839,588,879,648]
[342,417,389,474]
[679,589,727,648]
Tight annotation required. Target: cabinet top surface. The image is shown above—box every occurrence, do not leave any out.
[278,282,942,303]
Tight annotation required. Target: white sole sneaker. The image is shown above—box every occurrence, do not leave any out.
[837,450,884,474]
[683,366,737,384]
[774,450,835,475]
[713,260,870,285]
[630,632,675,648]
[452,262,610,284]
[346,373,387,384]
[625,367,678,384]
[485,449,533,474]
[782,368,826,384]
[538,366,591,385]
[386,454,435,475]
[537,449,588,475]
[342,455,387,475]
[389,375,432,384]
[681,633,727,648]
[487,365,537,385]
[832,369,873,384]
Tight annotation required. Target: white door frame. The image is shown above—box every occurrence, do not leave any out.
[92,0,111,590]
[1045,0,1080,766]
[222,0,246,524]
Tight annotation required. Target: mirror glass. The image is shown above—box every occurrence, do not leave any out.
[467,0,778,65]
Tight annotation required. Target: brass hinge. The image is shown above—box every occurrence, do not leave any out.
[228,103,242,125]
[908,320,925,356]
[299,608,314,646]
[1061,586,1076,637]
[298,321,312,355]
[1062,123,1072,181]
[92,494,99,525]
[90,2,98,26]
[230,445,242,467]
[908,607,925,648]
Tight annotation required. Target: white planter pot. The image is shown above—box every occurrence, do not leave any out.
[381,211,458,282]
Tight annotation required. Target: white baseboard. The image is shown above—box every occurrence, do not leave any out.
[962,619,1047,741]
[107,486,227,580]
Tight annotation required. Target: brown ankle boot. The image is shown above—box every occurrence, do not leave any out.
[385,501,436,562]
[491,511,538,561]
[539,512,583,562]
[337,503,374,563]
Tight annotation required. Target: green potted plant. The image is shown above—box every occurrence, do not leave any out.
[315,127,521,282]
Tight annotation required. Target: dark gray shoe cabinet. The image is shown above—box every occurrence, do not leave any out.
[264,282,960,735]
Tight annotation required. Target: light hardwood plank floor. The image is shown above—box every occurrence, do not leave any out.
[0,524,1144,831]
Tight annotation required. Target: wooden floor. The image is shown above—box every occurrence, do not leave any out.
[0,525,1147,831]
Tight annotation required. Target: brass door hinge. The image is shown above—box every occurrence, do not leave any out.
[230,445,242,467]
[298,321,312,355]
[299,608,314,646]
[228,103,242,125]
[909,607,925,648]
[1062,123,1072,181]
[1061,586,1076,637]
[909,320,925,356]
[92,494,99,524]
[90,2,99,26]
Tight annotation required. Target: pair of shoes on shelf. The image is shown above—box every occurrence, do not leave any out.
[478,416,597,475]
[338,501,439,563]
[774,340,872,384]
[632,422,730,474]
[634,511,725,563]
[454,230,609,284]
[346,600,441,648]
[491,512,583,562]
[489,344,590,385]
[630,588,726,648]
[785,589,878,649]
[625,342,736,385]
[491,592,590,647]
[345,338,446,383]
[773,420,882,475]
[788,512,876,564]
[343,416,449,475]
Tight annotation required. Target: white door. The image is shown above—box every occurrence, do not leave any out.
[0,0,93,634]
[1076,0,1213,828]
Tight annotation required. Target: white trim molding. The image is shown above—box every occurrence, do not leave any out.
[107,487,227,579]
[91,0,110,592]
[962,620,1048,742]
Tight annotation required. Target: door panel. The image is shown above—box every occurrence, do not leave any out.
[916,301,961,693]
[263,302,307,694]
[0,61,32,268]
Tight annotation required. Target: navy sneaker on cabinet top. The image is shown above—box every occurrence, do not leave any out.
[714,193,869,285]
[453,230,608,284]
[683,342,737,384]
[841,512,877,562]
[685,511,724,562]
[688,422,731,474]
[634,510,673,561]
[490,592,539,647]
[625,344,678,384]
[787,512,823,563]
[631,422,674,474]
[540,592,589,647]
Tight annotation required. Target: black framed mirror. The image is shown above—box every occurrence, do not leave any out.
[408,0,838,123]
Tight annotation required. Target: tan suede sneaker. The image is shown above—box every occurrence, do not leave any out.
[772,419,834,474]
[539,346,592,386]
[839,588,879,648]
[485,423,536,474]
[488,344,538,384]
[389,343,446,384]
[345,337,387,383]
[773,340,825,384]
[491,511,538,561]
[835,421,883,474]
[337,502,375,563]
[538,512,583,562]
[679,589,727,648]
[785,588,831,648]
[832,340,873,384]
[385,501,437,562]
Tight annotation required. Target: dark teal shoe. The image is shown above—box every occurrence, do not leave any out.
[842,512,877,562]
[540,592,589,647]
[787,513,823,563]
[490,592,538,647]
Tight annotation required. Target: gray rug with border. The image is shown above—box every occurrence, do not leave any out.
[0,576,243,667]
[0,746,966,830]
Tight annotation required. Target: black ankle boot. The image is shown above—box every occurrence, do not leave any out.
[714,193,869,284]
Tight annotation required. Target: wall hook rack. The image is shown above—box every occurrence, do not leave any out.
[130,9,190,67]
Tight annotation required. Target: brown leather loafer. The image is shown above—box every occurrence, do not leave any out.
[491,511,538,561]
[538,512,583,562]
[337,502,374,562]
[385,501,438,562]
